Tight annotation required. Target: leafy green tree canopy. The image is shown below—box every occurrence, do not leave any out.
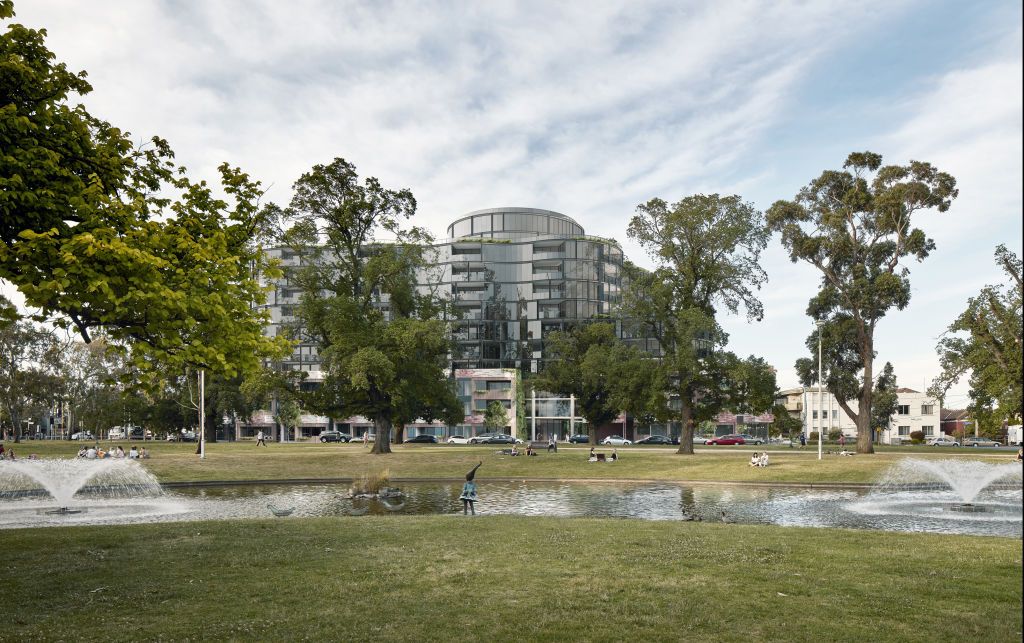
[280,158,461,453]
[1,3,289,387]
[933,245,1022,422]
[768,151,957,453]
[483,400,510,432]
[624,193,769,454]
[534,322,664,445]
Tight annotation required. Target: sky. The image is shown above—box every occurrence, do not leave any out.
[9,0,1023,409]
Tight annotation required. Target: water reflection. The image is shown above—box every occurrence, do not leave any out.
[2,480,1020,537]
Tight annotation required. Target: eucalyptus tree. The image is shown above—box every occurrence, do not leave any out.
[280,158,461,454]
[624,194,769,454]
[768,152,957,453]
[932,245,1022,423]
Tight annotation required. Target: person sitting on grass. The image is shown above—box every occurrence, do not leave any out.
[526,443,534,456]
[758,452,770,467]
[610,449,618,462]
[1015,447,1022,463]
[510,444,519,456]
[140,447,150,459]
[588,447,597,462]
[749,452,760,467]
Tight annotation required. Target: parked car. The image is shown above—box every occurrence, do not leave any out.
[179,431,198,442]
[964,437,1000,448]
[568,434,590,444]
[469,433,501,444]
[634,435,672,445]
[405,434,438,444]
[107,427,126,440]
[601,435,632,446]
[738,434,764,445]
[928,437,960,447]
[318,430,351,443]
[481,434,515,444]
[673,435,709,445]
[707,434,746,445]
[447,435,471,444]
[71,431,95,441]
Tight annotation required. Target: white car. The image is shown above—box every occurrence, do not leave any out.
[447,435,471,444]
[601,435,632,446]
[928,438,960,447]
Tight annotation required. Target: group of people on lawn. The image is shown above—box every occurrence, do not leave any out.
[748,452,770,467]
[76,444,149,459]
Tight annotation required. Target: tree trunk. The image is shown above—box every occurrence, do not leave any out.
[370,412,392,454]
[856,344,876,454]
[675,389,694,455]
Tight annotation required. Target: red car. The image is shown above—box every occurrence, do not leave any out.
[707,434,746,445]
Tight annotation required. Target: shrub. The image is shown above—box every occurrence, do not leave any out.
[827,428,842,442]
[910,430,924,444]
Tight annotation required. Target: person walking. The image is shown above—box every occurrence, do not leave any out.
[799,432,806,449]
[460,462,482,515]
[255,430,266,447]
[839,434,846,449]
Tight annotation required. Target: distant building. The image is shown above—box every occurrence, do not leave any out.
[237,207,655,442]
[776,386,941,444]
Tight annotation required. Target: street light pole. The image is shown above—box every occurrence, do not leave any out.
[816,320,824,461]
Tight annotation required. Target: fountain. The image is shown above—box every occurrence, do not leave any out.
[846,457,1022,529]
[0,458,182,528]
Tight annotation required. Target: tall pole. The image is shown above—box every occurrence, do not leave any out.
[816,321,824,460]
[199,370,206,459]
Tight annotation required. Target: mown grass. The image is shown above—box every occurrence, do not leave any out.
[1,516,1021,642]
[8,439,1017,485]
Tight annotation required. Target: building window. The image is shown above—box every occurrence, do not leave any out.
[812,410,818,419]
[898,426,911,436]
[897,405,910,415]
[922,425,934,436]
[921,404,934,415]
[832,410,838,419]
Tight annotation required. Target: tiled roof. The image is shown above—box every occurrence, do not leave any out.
[941,408,969,421]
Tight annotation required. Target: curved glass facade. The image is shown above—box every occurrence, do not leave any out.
[435,208,625,372]
[266,207,636,374]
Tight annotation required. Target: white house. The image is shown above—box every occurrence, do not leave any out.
[779,387,941,444]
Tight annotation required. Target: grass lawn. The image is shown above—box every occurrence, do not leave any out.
[3,440,1020,641]
[7,439,1019,485]
[2,516,1021,642]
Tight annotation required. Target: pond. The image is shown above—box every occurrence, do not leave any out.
[2,480,1020,537]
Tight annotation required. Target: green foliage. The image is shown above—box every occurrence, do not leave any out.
[0,7,289,389]
[0,303,52,442]
[828,428,843,441]
[909,430,924,444]
[534,322,663,445]
[720,353,777,414]
[768,152,957,452]
[870,362,899,433]
[624,193,768,453]
[280,158,461,453]
[933,245,1022,422]
[483,400,510,431]
[770,404,803,437]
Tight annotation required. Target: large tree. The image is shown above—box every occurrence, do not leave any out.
[932,245,1022,423]
[1,3,288,389]
[624,194,769,454]
[767,151,957,454]
[533,322,664,445]
[281,158,462,454]
[0,302,52,442]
